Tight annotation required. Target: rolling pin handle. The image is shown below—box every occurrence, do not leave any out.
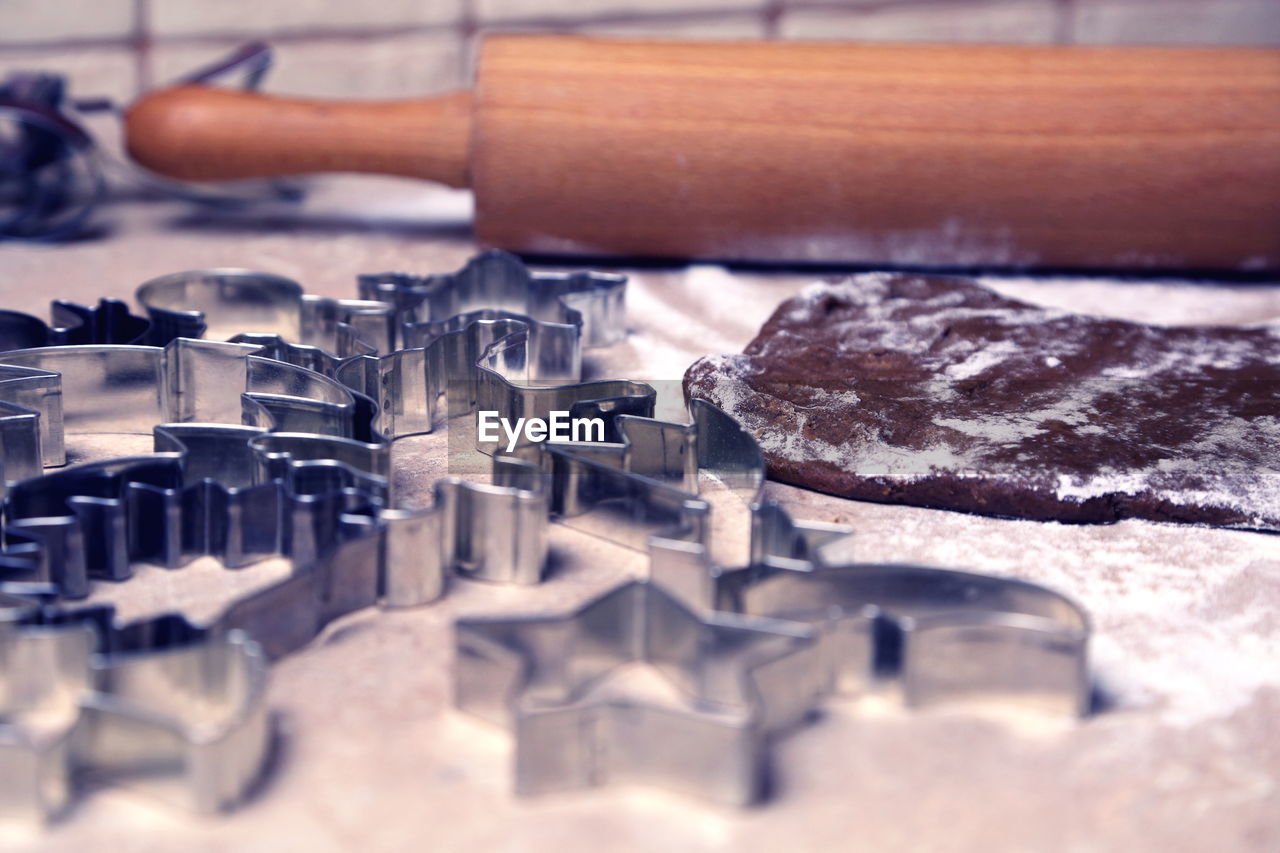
[125,85,473,188]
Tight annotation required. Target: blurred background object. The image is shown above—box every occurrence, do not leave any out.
[11,1,1277,266]
[0,42,300,240]
[3,0,1278,107]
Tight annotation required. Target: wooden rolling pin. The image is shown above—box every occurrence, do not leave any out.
[127,36,1280,272]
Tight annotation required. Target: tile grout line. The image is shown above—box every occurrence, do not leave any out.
[132,0,150,94]
[1055,0,1077,43]
[764,1,784,38]
[0,8,774,54]
[0,20,466,54]
[461,0,479,84]
[0,36,136,52]
[452,6,776,33]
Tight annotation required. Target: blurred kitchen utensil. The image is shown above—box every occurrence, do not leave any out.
[127,37,1280,272]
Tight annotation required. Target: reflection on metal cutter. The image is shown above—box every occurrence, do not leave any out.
[0,612,268,822]
[456,580,825,806]
[0,251,1093,823]
[652,503,1091,717]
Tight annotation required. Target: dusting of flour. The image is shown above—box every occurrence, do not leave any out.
[691,274,1280,528]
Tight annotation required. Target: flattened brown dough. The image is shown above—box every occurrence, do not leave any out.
[684,273,1280,529]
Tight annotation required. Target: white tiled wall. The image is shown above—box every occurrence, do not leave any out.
[1,0,135,43]
[474,0,767,25]
[568,14,768,38]
[0,0,1276,101]
[0,44,138,101]
[150,33,464,97]
[779,1,1061,43]
[1072,0,1280,45]
[148,0,463,38]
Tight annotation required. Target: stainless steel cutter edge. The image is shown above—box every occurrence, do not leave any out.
[0,251,1095,821]
[455,402,1092,803]
[0,252,630,822]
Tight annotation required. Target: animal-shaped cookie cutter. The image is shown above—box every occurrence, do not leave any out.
[651,503,1091,716]
[0,253,633,822]
[0,251,1093,822]
[134,251,630,441]
[495,393,1085,721]
[457,402,1091,803]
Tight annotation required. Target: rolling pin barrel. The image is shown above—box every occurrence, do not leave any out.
[126,36,1280,272]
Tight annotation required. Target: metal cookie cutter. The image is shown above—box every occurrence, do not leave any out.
[0,424,387,608]
[455,579,825,806]
[137,268,396,356]
[134,250,625,362]
[0,299,151,352]
[0,415,549,614]
[1,593,269,824]
[135,251,628,440]
[0,336,380,515]
[463,430,1087,803]
[0,255,635,603]
[494,398,762,553]
[452,558,1088,808]
[0,336,380,472]
[651,503,1091,717]
[495,392,1090,717]
[0,407,533,824]
[359,249,627,351]
[0,250,1093,821]
[0,252,636,823]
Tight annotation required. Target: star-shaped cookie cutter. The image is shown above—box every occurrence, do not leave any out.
[0,251,638,821]
[455,579,825,805]
[0,250,1094,823]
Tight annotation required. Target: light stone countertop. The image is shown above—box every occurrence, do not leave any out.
[2,176,1278,852]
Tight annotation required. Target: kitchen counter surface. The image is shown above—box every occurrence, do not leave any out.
[2,177,1278,852]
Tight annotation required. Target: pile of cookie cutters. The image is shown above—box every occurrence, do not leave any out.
[0,251,1092,823]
